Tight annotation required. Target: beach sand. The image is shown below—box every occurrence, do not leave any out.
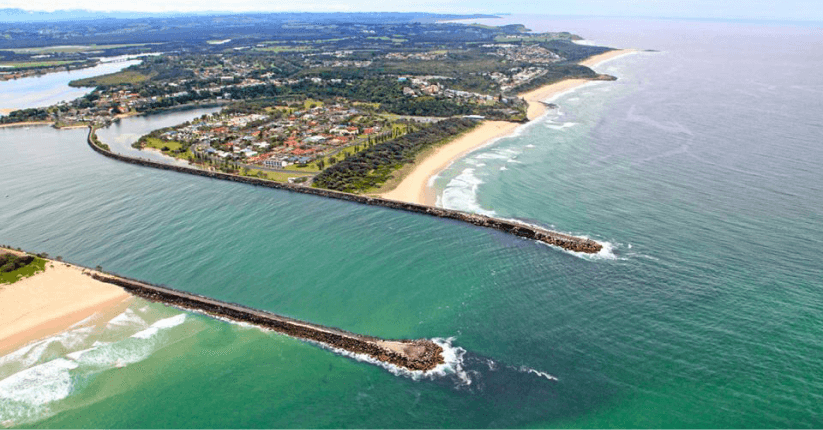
[379,121,521,206]
[0,121,53,129]
[0,256,132,356]
[378,49,635,205]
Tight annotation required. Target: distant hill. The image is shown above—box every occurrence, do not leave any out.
[0,9,497,23]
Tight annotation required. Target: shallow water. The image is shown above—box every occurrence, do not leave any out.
[0,60,140,112]
[1,17,822,428]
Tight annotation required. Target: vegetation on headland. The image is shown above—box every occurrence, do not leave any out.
[313,118,478,192]
[69,70,156,88]
[0,251,48,285]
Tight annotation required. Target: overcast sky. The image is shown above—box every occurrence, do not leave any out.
[1,0,820,22]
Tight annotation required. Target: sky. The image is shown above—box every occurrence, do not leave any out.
[0,0,820,22]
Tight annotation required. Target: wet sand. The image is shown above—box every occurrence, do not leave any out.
[0,255,132,356]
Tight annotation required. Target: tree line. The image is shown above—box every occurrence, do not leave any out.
[313,117,477,192]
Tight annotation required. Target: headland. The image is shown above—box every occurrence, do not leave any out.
[378,49,636,206]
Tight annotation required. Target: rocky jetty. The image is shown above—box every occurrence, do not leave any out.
[91,272,445,371]
[88,128,602,254]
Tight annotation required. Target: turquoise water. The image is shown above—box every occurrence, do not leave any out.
[1,18,822,428]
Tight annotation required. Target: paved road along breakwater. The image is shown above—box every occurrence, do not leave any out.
[87,128,602,254]
[90,271,445,371]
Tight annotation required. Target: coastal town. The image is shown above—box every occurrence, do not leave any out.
[136,100,416,173]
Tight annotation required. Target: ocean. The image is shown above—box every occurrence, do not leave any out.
[1,17,822,428]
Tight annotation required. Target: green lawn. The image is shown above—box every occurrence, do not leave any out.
[283,141,372,173]
[303,99,324,109]
[254,46,309,53]
[0,60,81,69]
[144,137,184,151]
[143,137,193,160]
[241,169,313,182]
[0,257,47,285]
[11,43,156,54]
[69,70,155,87]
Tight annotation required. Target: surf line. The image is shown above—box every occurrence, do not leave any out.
[87,128,602,254]
[90,271,445,371]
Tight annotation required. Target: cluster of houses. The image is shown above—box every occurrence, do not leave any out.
[156,103,387,168]
[484,44,562,63]
[385,51,448,61]
[487,67,551,92]
[399,76,502,103]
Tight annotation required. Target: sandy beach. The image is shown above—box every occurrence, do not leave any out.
[0,253,132,356]
[380,121,521,205]
[0,121,53,129]
[378,49,635,205]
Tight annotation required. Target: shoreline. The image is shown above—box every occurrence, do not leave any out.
[86,126,603,254]
[0,248,133,356]
[0,121,53,129]
[379,121,521,206]
[378,48,636,206]
[0,247,444,371]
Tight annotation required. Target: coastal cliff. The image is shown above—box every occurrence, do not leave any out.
[87,128,602,254]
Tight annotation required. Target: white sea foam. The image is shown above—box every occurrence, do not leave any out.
[544,121,578,130]
[537,238,620,260]
[0,358,78,423]
[130,327,159,340]
[0,326,94,372]
[107,308,146,328]
[130,313,186,340]
[311,336,472,387]
[439,168,496,216]
[150,313,187,329]
[499,166,507,171]
[517,365,559,381]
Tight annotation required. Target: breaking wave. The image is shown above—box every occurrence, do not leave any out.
[0,310,191,427]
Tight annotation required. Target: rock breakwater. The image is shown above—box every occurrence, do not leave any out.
[87,128,602,254]
[91,272,445,371]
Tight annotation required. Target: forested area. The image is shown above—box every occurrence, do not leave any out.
[313,118,477,192]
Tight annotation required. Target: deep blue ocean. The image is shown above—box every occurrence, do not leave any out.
[1,17,821,428]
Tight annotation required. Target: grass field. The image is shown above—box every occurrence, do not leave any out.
[303,99,324,109]
[241,169,313,182]
[0,256,47,285]
[144,137,185,152]
[10,43,156,54]
[0,60,81,69]
[254,46,309,53]
[70,70,155,87]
